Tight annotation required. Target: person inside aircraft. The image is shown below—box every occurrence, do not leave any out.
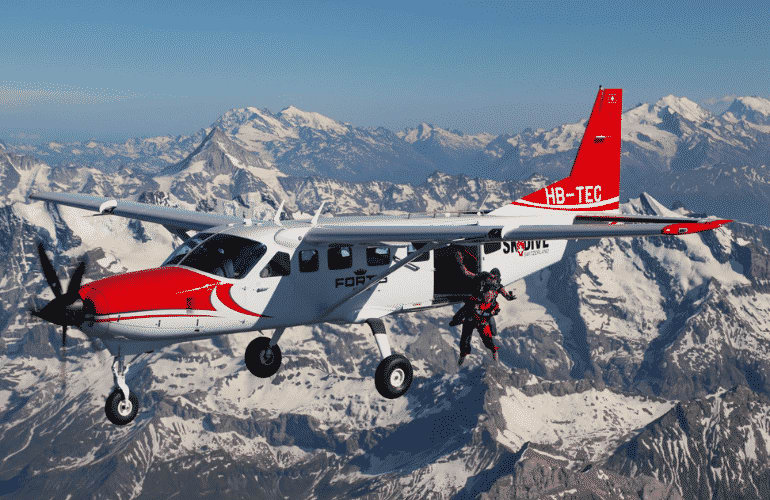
[452,250,515,364]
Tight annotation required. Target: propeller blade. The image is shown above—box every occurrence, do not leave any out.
[37,243,63,298]
[66,261,86,297]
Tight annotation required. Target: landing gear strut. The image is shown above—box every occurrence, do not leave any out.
[105,355,140,425]
[245,328,284,378]
[367,319,413,399]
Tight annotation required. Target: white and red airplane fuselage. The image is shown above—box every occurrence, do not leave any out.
[79,215,568,349]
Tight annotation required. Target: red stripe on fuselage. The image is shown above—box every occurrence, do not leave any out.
[94,313,214,323]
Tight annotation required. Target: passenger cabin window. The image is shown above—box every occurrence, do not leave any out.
[299,249,319,272]
[408,243,430,262]
[367,246,390,266]
[328,245,352,270]
[163,232,212,266]
[261,251,291,278]
[176,234,266,279]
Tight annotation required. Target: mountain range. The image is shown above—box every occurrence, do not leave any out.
[0,93,769,499]
[6,93,770,224]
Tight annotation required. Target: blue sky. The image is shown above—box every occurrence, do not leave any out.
[1,1,768,141]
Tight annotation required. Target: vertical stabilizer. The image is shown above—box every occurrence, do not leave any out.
[495,87,622,214]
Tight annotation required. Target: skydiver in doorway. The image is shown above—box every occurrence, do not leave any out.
[451,249,515,364]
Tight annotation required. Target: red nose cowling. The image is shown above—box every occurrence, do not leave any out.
[79,267,219,316]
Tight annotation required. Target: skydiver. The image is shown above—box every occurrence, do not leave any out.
[452,250,515,365]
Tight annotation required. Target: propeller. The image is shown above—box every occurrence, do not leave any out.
[30,243,88,347]
[30,244,91,394]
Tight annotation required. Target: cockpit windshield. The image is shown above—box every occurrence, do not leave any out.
[162,232,212,266]
[164,233,267,279]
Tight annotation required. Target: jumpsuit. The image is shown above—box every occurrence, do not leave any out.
[455,251,515,358]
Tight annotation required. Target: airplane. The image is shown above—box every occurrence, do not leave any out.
[28,87,731,425]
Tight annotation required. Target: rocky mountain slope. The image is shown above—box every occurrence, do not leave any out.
[1,103,769,498]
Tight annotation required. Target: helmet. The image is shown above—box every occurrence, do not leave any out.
[490,268,501,278]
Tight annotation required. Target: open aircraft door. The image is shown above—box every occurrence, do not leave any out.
[433,244,479,302]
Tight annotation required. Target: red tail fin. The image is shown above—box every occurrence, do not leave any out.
[512,87,622,212]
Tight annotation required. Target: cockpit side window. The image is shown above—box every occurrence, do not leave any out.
[260,251,291,278]
[176,234,266,279]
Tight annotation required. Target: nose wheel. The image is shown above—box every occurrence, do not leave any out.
[105,388,139,425]
[245,336,282,378]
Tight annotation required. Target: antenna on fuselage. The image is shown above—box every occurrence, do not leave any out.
[273,200,285,226]
[477,193,490,214]
[311,201,326,226]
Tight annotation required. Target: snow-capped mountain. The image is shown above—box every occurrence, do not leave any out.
[1,94,770,498]
[208,105,436,183]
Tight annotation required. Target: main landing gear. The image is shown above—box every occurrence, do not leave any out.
[242,323,413,400]
[367,319,413,399]
[105,354,142,426]
[245,328,284,378]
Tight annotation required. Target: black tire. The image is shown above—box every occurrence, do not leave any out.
[245,336,282,378]
[374,354,413,399]
[105,389,139,426]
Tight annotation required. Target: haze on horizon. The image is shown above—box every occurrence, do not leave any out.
[1,1,767,142]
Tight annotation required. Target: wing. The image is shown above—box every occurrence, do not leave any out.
[304,217,732,244]
[29,191,242,231]
[504,219,731,240]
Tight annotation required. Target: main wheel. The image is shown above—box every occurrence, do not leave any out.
[245,336,282,378]
[375,354,413,399]
[105,389,139,426]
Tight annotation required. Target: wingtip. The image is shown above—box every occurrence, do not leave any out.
[662,219,733,235]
